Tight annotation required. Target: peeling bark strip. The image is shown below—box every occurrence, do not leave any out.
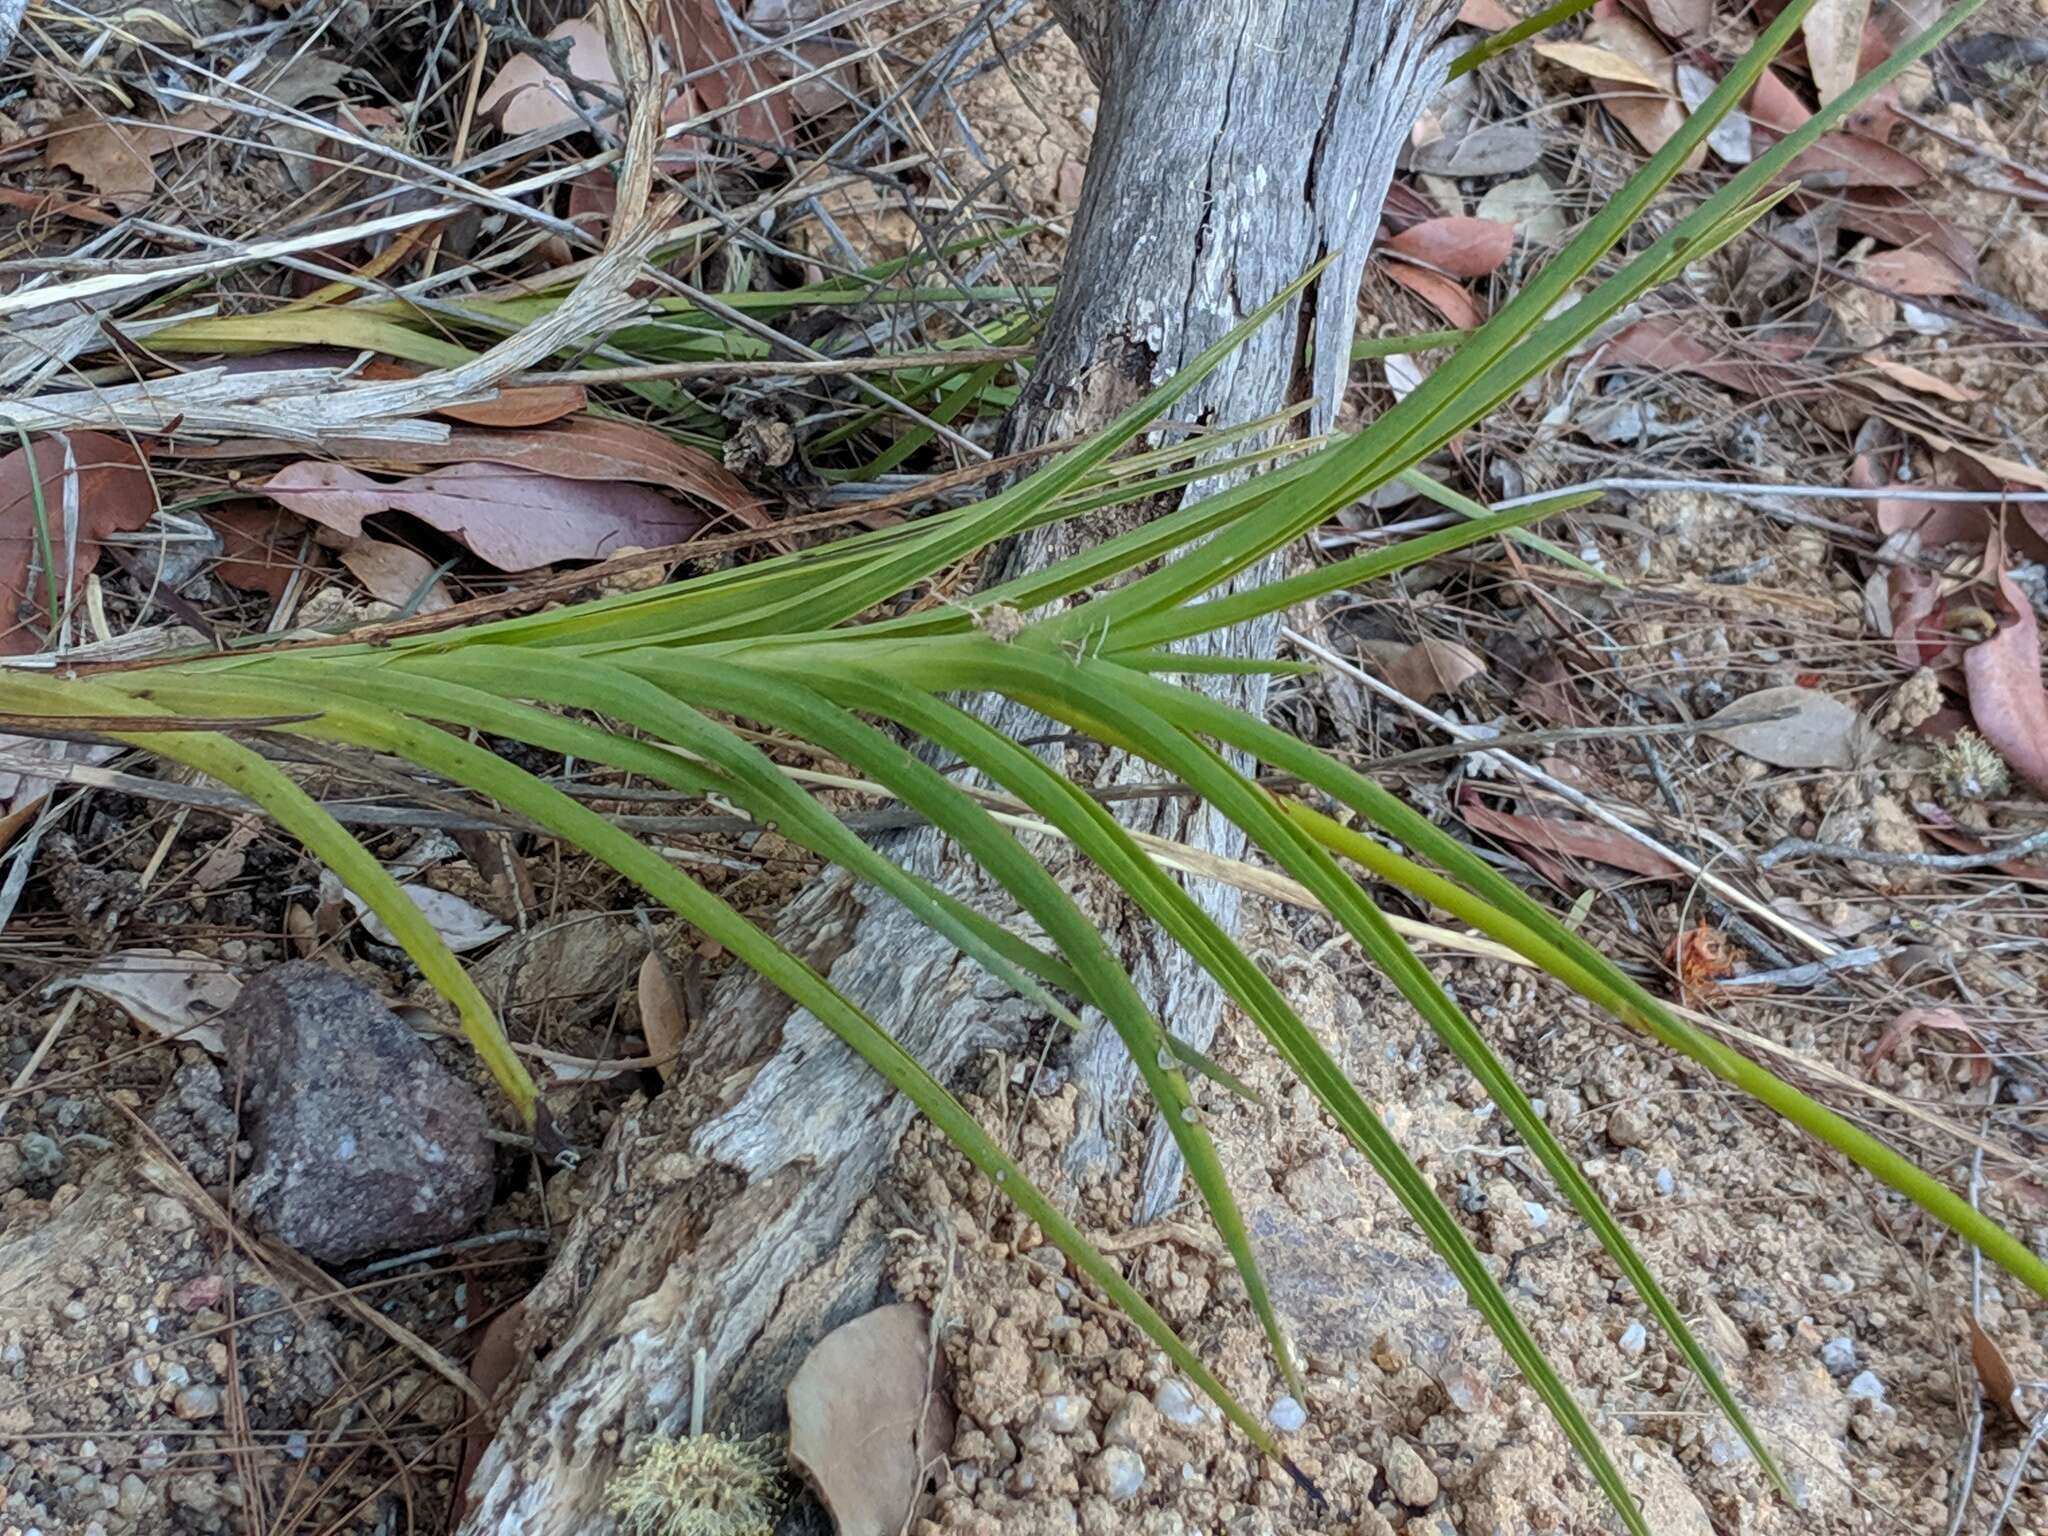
[461,5,1454,1529]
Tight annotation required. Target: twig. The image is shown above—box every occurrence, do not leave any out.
[1282,626,1839,958]
[1715,945,1890,989]
[510,345,1032,385]
[1493,477,2048,508]
[1988,1408,2048,1536]
[1759,829,2048,872]
[346,1228,552,1280]
[1945,1138,1991,1536]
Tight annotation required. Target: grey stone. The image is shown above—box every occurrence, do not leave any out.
[1088,1447,1146,1502]
[1605,1104,1653,1149]
[228,963,496,1265]
[1846,1370,1885,1403]
[1820,1337,1857,1376]
[1385,1440,1439,1506]
[1268,1395,1308,1433]
[18,1133,62,1180]
[1618,1321,1649,1358]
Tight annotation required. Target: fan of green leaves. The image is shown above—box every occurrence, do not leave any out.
[11,3,2028,1528]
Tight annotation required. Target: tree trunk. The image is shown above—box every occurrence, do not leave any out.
[459,4,1452,1529]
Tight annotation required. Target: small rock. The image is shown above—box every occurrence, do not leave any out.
[1102,1394,1158,1449]
[1153,1379,1210,1427]
[1385,1439,1440,1506]
[1846,1370,1885,1403]
[1820,1337,1857,1376]
[19,1132,62,1180]
[117,1476,149,1519]
[1268,1395,1308,1433]
[1618,1321,1648,1358]
[1040,1394,1089,1433]
[128,1359,152,1389]
[1088,1446,1146,1502]
[172,1384,221,1422]
[227,963,496,1264]
[1522,1200,1550,1228]
[1654,1168,1676,1197]
[1605,1105,1653,1149]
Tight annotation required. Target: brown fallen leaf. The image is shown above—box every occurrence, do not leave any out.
[261,461,706,571]
[253,417,775,532]
[1748,66,1814,133]
[41,102,230,212]
[787,1303,953,1536]
[1461,795,1686,880]
[1858,247,1968,297]
[1922,824,2048,884]
[1667,922,1739,1000]
[1701,685,1868,770]
[356,362,587,428]
[207,503,316,600]
[1603,317,1811,396]
[1860,355,1981,403]
[1386,636,1488,700]
[457,1301,527,1517]
[655,0,798,168]
[1869,1004,1978,1067]
[636,950,687,1084]
[1382,216,1516,277]
[1580,5,1704,166]
[1963,526,2048,796]
[0,432,157,655]
[1385,261,1486,328]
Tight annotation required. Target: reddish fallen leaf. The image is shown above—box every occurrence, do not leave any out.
[1748,67,1814,133]
[1869,1004,1987,1071]
[1779,131,1928,189]
[0,433,157,655]
[1966,1313,2024,1421]
[207,503,315,600]
[1385,261,1486,328]
[41,103,226,212]
[1885,563,1957,671]
[1383,216,1516,277]
[1382,180,1443,231]
[186,418,773,532]
[637,950,687,1084]
[356,362,587,428]
[1667,923,1739,1000]
[1603,317,1811,396]
[1963,526,2048,796]
[654,0,796,168]
[1859,247,1968,298]
[1461,795,1686,880]
[457,1301,526,1516]
[1875,496,1990,549]
[1835,191,1979,280]
[261,462,706,571]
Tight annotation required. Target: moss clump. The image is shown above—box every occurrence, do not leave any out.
[604,1435,783,1536]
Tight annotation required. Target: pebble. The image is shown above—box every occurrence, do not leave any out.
[117,1475,149,1519]
[1821,1337,1857,1376]
[1385,1439,1440,1506]
[1846,1370,1886,1403]
[19,1132,63,1179]
[1618,1321,1649,1358]
[284,1433,308,1461]
[128,1360,152,1389]
[1654,1167,1676,1197]
[1089,1446,1147,1502]
[1268,1395,1308,1433]
[1039,1394,1089,1433]
[1605,1104,1653,1149]
[1152,1379,1210,1427]
[172,1384,221,1422]
[1522,1200,1551,1229]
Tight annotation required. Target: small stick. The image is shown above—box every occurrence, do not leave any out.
[1759,829,2048,872]
[510,345,1032,386]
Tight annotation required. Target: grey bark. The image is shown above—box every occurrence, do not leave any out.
[459,5,1452,1530]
